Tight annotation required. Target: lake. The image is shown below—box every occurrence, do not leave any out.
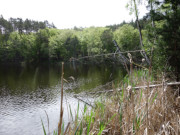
[0,62,125,135]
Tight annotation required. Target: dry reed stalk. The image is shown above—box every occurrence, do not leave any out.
[177,114,180,135]
[58,62,64,135]
[177,87,180,135]
[125,87,130,134]
[128,53,135,134]
[63,122,70,135]
[122,77,128,134]
[65,67,179,135]
[99,86,177,134]
[162,73,167,123]
[145,69,150,135]
[126,87,130,135]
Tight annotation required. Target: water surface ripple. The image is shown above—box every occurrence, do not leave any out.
[0,63,125,135]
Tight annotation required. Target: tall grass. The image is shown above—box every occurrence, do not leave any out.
[42,62,180,135]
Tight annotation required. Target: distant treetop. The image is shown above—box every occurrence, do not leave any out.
[0,15,56,34]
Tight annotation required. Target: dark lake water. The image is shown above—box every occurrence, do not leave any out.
[0,63,125,135]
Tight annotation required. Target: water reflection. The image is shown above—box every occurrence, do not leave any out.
[0,63,125,135]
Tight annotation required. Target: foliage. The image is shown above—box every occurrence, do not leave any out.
[157,0,180,80]
[114,24,140,51]
[0,0,180,78]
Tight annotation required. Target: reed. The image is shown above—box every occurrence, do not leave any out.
[42,62,180,135]
[58,62,64,135]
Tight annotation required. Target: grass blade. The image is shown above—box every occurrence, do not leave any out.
[41,119,47,135]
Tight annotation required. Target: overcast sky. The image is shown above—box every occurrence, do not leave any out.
[0,0,148,29]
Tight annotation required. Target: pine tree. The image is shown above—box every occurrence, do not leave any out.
[159,0,180,80]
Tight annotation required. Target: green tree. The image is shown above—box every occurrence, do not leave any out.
[6,32,23,61]
[113,24,140,51]
[34,29,50,62]
[82,27,107,55]
[49,29,80,60]
[157,0,180,80]
[24,19,32,34]
[100,29,115,53]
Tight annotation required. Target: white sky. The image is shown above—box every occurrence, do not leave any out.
[0,0,148,29]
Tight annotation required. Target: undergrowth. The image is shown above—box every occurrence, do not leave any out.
[42,63,180,135]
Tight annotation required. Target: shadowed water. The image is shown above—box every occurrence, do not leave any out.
[0,63,125,135]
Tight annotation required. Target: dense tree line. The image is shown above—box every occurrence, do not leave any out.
[0,0,179,79]
[0,18,140,63]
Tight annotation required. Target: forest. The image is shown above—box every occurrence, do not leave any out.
[0,0,180,79]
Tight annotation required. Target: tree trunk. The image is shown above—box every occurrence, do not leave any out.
[133,0,150,65]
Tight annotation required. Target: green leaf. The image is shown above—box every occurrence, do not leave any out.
[97,114,117,135]
[151,92,158,104]
[87,111,93,135]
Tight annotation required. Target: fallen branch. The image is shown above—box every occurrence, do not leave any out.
[70,50,143,61]
[73,95,94,108]
[89,82,180,94]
